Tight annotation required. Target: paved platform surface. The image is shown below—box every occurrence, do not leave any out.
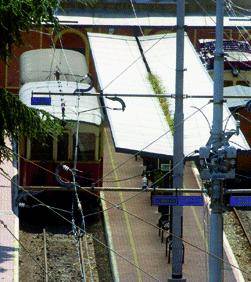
[0,142,18,282]
[102,127,239,282]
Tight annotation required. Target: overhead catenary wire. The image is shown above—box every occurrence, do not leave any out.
[0,173,160,281]
[92,101,211,187]
[128,0,144,36]
[11,9,251,280]
[194,0,251,76]
[84,150,196,219]
[236,112,251,124]
[225,1,251,68]
[70,90,94,282]
[4,100,214,202]
[2,172,250,278]
[228,0,251,13]
[100,32,176,92]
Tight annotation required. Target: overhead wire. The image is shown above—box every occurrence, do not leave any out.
[70,92,88,282]
[72,92,94,282]
[12,13,251,276]
[0,172,160,281]
[100,32,176,91]
[84,150,196,219]
[194,0,251,77]
[2,172,251,278]
[236,111,251,124]
[5,101,211,217]
[92,101,211,187]
[229,140,249,150]
[227,0,251,13]
[128,0,144,36]
[225,1,251,68]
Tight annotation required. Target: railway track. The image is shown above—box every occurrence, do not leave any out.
[233,208,251,248]
[19,215,112,282]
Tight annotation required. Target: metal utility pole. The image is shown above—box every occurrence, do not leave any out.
[169,0,186,281]
[209,0,225,281]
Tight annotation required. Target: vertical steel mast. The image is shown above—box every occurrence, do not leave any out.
[169,0,186,281]
[209,0,225,281]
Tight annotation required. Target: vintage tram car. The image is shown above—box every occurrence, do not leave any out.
[18,49,103,189]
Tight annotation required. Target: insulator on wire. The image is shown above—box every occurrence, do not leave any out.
[62,164,71,172]
[61,98,66,120]
[142,175,148,190]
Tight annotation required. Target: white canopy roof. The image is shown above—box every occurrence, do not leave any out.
[88,32,249,157]
[19,81,102,126]
[88,33,173,158]
[224,85,251,108]
[140,33,250,153]
[20,49,88,85]
[57,14,251,27]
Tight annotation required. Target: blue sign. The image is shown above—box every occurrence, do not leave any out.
[31,97,51,105]
[230,196,251,207]
[152,195,204,206]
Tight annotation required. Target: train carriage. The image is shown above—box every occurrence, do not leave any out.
[18,49,104,190]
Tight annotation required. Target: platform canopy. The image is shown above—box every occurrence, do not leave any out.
[19,81,102,126]
[57,13,251,27]
[88,32,250,158]
[224,85,251,108]
[139,33,250,153]
[20,49,88,85]
[88,33,173,158]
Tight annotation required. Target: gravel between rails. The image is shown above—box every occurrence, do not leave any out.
[19,215,113,282]
[224,210,251,282]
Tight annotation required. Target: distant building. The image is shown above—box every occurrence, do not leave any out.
[1,0,251,91]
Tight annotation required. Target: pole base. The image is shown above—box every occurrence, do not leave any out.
[168,278,186,282]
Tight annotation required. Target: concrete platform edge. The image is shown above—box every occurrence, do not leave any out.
[191,161,245,282]
[100,191,120,282]
[13,214,19,282]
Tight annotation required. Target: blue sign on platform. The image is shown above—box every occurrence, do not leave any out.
[230,196,251,207]
[152,195,204,206]
[31,97,51,105]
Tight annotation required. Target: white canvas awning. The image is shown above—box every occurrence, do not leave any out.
[88,33,173,158]
[139,33,249,153]
[224,85,251,108]
[20,49,88,85]
[57,14,251,27]
[19,81,102,126]
[88,32,250,158]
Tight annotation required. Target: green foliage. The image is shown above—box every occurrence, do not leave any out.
[0,0,60,60]
[148,73,174,134]
[0,89,63,161]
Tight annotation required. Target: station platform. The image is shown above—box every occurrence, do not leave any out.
[0,141,19,282]
[101,127,243,282]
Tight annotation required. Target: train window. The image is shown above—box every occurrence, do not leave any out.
[57,133,69,161]
[30,137,53,160]
[73,133,96,161]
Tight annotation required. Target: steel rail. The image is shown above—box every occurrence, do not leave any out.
[43,228,49,282]
[232,208,251,248]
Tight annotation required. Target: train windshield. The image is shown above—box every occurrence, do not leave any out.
[73,133,96,161]
[30,137,53,160]
[57,133,69,161]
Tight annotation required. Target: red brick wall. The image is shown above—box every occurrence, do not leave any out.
[1,25,251,93]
